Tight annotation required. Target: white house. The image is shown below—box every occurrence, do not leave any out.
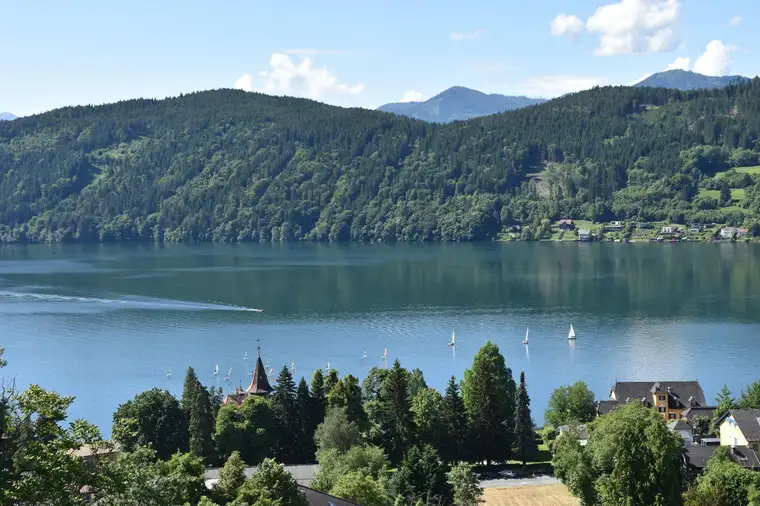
[667,419,693,444]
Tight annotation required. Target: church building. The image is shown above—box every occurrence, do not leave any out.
[223,345,273,405]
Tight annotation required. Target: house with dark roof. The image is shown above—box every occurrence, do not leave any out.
[680,406,717,421]
[598,381,706,421]
[685,445,760,474]
[298,486,360,506]
[667,418,693,444]
[223,344,273,405]
[718,409,760,451]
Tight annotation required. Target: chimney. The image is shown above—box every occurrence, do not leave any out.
[667,386,671,393]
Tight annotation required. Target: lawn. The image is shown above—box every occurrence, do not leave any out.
[735,165,760,175]
[483,485,579,506]
[715,165,760,177]
[698,188,746,201]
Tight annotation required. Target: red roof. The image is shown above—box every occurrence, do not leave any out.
[559,219,573,225]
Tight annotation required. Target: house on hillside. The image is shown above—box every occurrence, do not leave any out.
[598,381,707,421]
[604,221,624,232]
[661,226,674,236]
[559,219,574,231]
[578,229,592,241]
[689,223,706,233]
[718,409,760,451]
[720,227,749,239]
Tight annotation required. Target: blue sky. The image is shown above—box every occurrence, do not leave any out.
[2,0,759,117]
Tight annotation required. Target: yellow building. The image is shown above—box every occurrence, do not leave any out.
[718,409,760,451]
[599,381,708,421]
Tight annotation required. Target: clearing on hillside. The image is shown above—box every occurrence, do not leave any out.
[483,485,579,506]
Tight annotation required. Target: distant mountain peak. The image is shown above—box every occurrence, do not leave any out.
[0,112,17,121]
[635,70,750,91]
[378,86,545,123]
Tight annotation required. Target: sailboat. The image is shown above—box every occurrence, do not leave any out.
[325,362,331,373]
[166,366,172,379]
[224,368,232,381]
[522,326,530,345]
[213,364,219,376]
[362,349,368,359]
[448,329,456,347]
[382,348,388,360]
[243,351,248,362]
[568,324,576,340]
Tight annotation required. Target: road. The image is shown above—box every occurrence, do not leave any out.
[481,474,560,488]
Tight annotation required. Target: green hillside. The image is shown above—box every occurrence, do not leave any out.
[1,80,760,243]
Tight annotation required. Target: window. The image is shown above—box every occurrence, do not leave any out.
[669,413,677,419]
[659,395,666,401]
[658,407,666,413]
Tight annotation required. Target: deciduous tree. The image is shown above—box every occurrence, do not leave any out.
[544,381,596,427]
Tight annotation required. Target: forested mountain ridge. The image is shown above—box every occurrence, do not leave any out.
[635,70,751,90]
[2,80,760,244]
[378,86,546,122]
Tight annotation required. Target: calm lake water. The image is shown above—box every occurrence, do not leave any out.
[1,242,759,436]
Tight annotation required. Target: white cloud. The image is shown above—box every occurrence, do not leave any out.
[233,74,255,92]
[282,49,350,56]
[233,53,364,101]
[665,56,691,71]
[729,15,742,26]
[450,29,484,41]
[399,90,425,103]
[550,14,584,40]
[511,75,604,98]
[583,0,681,55]
[693,40,732,76]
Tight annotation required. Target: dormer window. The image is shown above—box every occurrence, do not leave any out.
[659,395,666,401]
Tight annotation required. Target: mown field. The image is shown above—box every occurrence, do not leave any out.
[483,485,579,506]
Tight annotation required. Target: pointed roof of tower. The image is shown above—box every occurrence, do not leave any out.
[245,340,272,396]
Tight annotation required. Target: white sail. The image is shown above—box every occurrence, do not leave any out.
[568,325,576,340]
[523,325,529,344]
[225,367,232,380]
[382,348,388,359]
[448,329,456,346]
[214,364,219,376]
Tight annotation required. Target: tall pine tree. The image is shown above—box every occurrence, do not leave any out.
[379,359,416,464]
[327,374,367,430]
[441,376,469,464]
[462,341,516,465]
[296,377,315,462]
[513,371,536,466]
[181,367,216,464]
[310,369,327,436]
[271,366,298,463]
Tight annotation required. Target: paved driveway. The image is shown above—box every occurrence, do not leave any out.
[481,474,560,488]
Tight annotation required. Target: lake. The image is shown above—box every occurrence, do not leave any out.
[1,242,759,436]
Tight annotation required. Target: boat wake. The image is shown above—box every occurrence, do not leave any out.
[0,290,263,312]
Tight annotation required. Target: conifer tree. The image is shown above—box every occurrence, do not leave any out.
[379,359,416,464]
[181,367,216,464]
[310,368,327,423]
[714,384,736,423]
[441,376,469,463]
[271,366,298,463]
[461,341,516,464]
[296,377,315,462]
[513,371,536,466]
[328,374,367,430]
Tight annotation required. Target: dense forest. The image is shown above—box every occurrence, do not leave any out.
[2,79,760,243]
